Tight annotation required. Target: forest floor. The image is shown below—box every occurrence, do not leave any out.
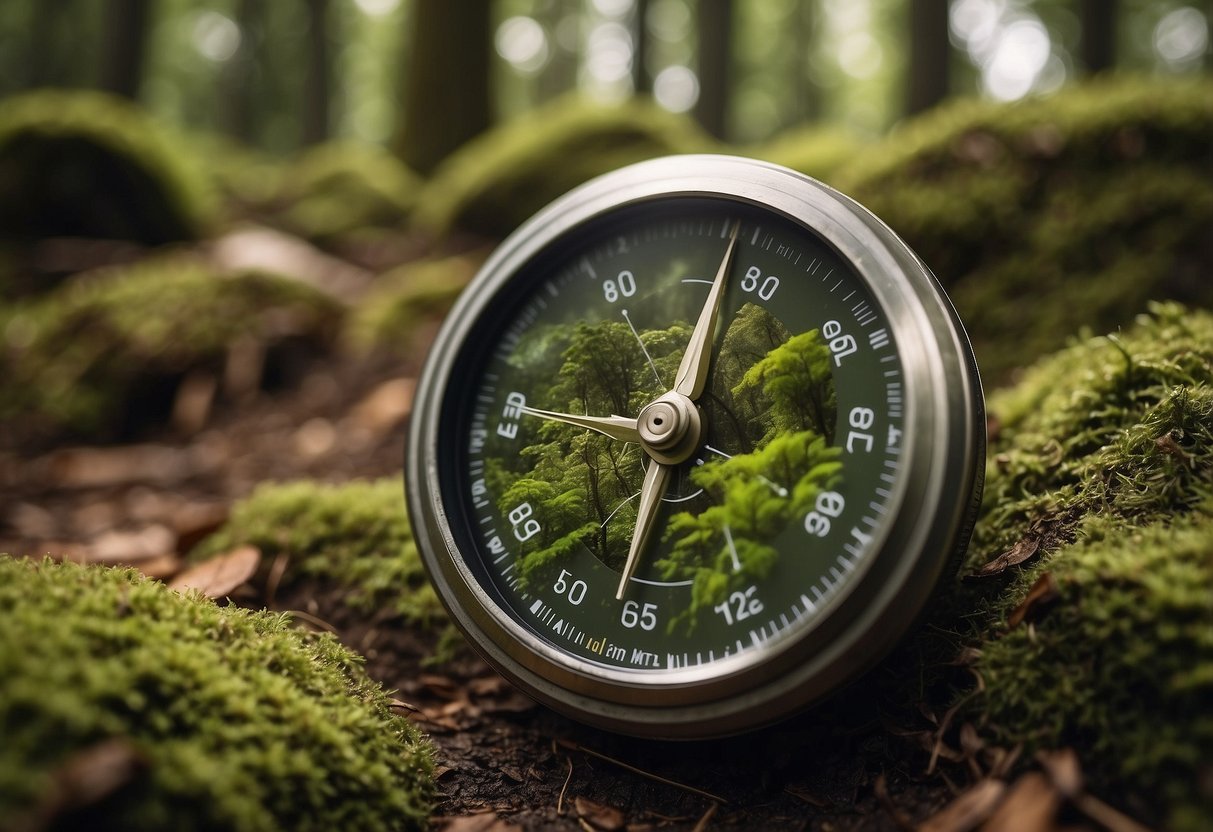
[0,343,982,832]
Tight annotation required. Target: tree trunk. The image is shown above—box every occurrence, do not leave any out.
[633,0,651,94]
[222,0,262,144]
[98,0,153,100]
[1079,0,1117,75]
[302,0,330,145]
[398,0,492,175]
[792,1,820,123]
[695,0,734,140]
[906,0,949,116]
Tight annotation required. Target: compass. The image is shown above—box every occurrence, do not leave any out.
[406,155,984,738]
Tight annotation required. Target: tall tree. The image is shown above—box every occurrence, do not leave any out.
[906,0,949,116]
[222,0,262,144]
[632,0,652,94]
[792,1,821,123]
[1079,0,1117,75]
[398,0,492,175]
[695,0,734,140]
[98,0,153,100]
[302,0,331,145]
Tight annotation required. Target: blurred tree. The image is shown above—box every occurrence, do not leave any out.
[398,0,492,174]
[633,0,652,94]
[1079,0,1117,74]
[792,1,821,122]
[907,0,949,115]
[696,0,734,139]
[98,0,153,101]
[222,0,262,143]
[303,0,331,144]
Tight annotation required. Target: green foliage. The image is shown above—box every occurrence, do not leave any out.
[833,79,1213,379]
[0,556,433,831]
[0,90,215,247]
[0,258,341,441]
[412,95,714,238]
[955,303,1213,828]
[276,141,423,242]
[347,252,483,355]
[193,479,443,626]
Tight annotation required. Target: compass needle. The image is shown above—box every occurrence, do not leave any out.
[408,156,984,738]
[616,460,672,599]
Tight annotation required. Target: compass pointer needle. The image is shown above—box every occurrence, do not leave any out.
[616,460,672,600]
[674,221,741,400]
[520,406,641,444]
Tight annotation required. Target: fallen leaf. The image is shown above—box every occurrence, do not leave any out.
[172,502,230,554]
[575,796,626,831]
[90,525,175,564]
[1007,573,1060,628]
[980,771,1060,832]
[973,535,1040,578]
[918,779,1006,832]
[1036,749,1082,799]
[170,546,260,598]
[351,378,416,435]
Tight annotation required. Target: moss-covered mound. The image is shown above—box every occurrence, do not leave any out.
[276,142,423,243]
[745,124,866,184]
[346,252,483,355]
[833,79,1213,379]
[0,557,433,831]
[0,90,214,247]
[961,303,1213,828]
[0,258,342,441]
[193,479,443,626]
[413,95,713,238]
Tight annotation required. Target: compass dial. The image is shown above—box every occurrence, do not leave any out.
[408,156,983,737]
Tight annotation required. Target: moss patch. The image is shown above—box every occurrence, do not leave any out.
[833,79,1213,379]
[744,124,867,184]
[193,479,443,626]
[0,257,342,442]
[413,95,713,238]
[0,90,215,249]
[276,141,423,244]
[0,556,433,831]
[346,252,484,356]
[953,303,1213,828]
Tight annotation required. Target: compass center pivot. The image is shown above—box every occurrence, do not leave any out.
[637,392,702,465]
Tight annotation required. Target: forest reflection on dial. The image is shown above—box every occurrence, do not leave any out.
[455,197,903,672]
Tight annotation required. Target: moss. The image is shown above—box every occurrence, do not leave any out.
[946,304,1213,828]
[346,252,483,355]
[971,302,1213,562]
[0,257,342,441]
[0,90,215,248]
[832,79,1213,379]
[0,556,433,831]
[413,95,714,238]
[276,141,423,243]
[744,124,867,183]
[193,479,443,626]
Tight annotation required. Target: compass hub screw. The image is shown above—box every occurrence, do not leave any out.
[638,393,702,464]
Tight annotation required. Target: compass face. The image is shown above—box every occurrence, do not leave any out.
[408,156,983,738]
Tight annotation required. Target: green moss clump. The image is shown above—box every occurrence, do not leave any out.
[0,258,342,441]
[193,479,443,626]
[276,141,423,243]
[955,303,1213,828]
[347,252,483,355]
[744,124,867,183]
[977,515,1213,830]
[413,95,714,238]
[833,79,1213,379]
[0,556,433,831]
[972,302,1213,561]
[0,90,215,247]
